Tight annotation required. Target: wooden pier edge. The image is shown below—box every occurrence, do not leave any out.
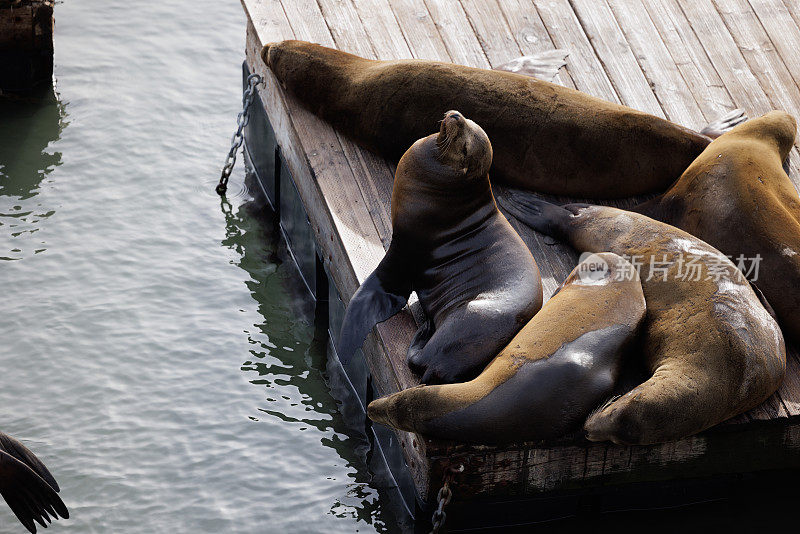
[241,0,800,509]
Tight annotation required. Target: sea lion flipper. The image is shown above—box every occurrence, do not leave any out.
[407,318,435,368]
[700,108,747,139]
[338,253,411,365]
[494,50,569,82]
[496,190,572,241]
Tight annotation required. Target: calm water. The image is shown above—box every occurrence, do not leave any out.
[0,1,402,532]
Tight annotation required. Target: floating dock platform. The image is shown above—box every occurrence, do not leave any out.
[240,0,800,529]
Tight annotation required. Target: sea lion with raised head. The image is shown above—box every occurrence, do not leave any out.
[261,40,744,198]
[0,430,69,533]
[636,111,800,340]
[500,197,786,445]
[367,253,646,444]
[339,111,543,384]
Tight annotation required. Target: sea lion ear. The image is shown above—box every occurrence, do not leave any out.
[338,251,412,365]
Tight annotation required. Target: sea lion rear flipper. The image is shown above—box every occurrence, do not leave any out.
[338,251,412,365]
[700,108,747,139]
[496,189,573,241]
[494,50,569,82]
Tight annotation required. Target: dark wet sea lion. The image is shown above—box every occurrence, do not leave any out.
[636,111,800,340]
[0,430,68,533]
[339,111,543,384]
[261,40,731,199]
[501,197,786,445]
[367,253,646,444]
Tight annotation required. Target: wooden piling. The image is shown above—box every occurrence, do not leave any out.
[0,0,54,93]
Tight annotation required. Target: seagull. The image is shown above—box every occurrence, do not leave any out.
[0,431,68,533]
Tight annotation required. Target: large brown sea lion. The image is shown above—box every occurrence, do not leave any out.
[339,111,543,384]
[367,252,646,444]
[636,111,800,341]
[261,40,743,198]
[500,197,786,445]
[0,430,68,533]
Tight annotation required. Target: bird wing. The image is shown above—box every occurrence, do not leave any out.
[0,432,60,492]
[0,449,69,533]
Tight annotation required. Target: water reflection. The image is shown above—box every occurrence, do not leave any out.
[219,171,409,533]
[0,87,66,260]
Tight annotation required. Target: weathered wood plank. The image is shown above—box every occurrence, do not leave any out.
[713,0,800,148]
[749,0,800,91]
[423,0,489,66]
[606,0,707,128]
[495,0,577,88]
[532,0,620,101]
[568,0,664,117]
[640,0,736,120]
[388,0,452,60]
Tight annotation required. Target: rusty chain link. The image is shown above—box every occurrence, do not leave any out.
[216,72,262,196]
[430,463,464,534]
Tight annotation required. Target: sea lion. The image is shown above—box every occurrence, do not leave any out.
[367,253,646,444]
[500,197,786,445]
[339,111,543,384]
[261,40,744,198]
[0,430,68,533]
[635,111,800,340]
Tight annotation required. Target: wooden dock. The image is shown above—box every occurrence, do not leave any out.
[240,0,800,526]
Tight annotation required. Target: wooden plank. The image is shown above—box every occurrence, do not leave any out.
[279,0,394,245]
[388,0,452,60]
[423,0,490,67]
[495,0,577,88]
[712,0,800,149]
[531,0,620,101]
[641,0,737,120]
[349,0,414,59]
[606,0,707,128]
[749,0,800,90]
[459,0,522,67]
[567,0,664,117]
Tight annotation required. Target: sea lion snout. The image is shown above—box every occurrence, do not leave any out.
[435,110,492,177]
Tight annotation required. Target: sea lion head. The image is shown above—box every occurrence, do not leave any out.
[435,110,493,179]
[730,110,797,162]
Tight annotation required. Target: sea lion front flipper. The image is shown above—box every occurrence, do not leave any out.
[406,317,435,365]
[494,50,569,82]
[338,248,412,365]
[0,450,69,533]
[700,108,747,139]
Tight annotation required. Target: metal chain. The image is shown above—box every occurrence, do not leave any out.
[430,463,464,534]
[216,72,263,196]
